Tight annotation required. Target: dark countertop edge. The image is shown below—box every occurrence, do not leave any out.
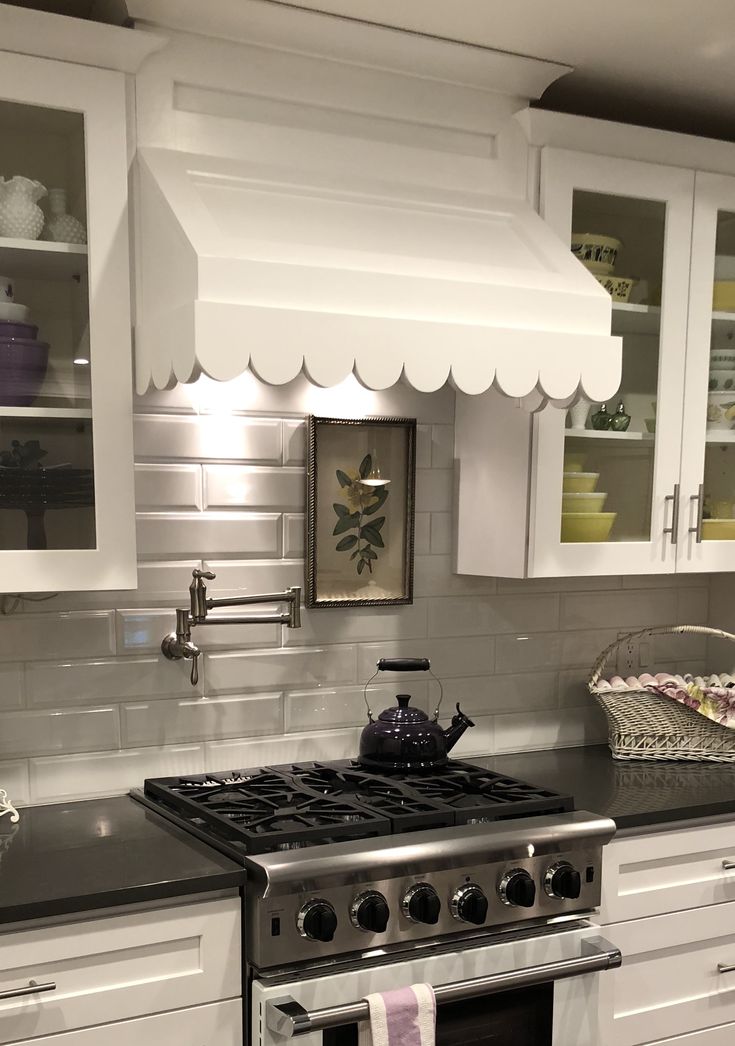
[612,799,735,832]
[0,868,245,927]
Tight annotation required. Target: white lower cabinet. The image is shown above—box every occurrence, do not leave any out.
[6,999,241,1046]
[0,896,241,1045]
[599,822,735,1045]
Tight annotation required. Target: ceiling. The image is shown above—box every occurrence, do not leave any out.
[269,0,735,142]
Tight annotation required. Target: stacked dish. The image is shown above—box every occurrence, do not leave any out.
[0,279,48,407]
[713,255,735,312]
[709,341,735,391]
[571,231,635,303]
[561,455,616,542]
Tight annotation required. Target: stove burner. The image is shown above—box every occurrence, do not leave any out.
[143,759,573,855]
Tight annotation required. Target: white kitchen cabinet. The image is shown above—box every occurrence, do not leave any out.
[457,126,735,578]
[0,50,136,591]
[4,1000,242,1046]
[597,819,735,1046]
[0,896,241,1043]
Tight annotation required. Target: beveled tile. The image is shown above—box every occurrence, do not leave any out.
[357,636,494,680]
[0,707,118,758]
[415,469,453,513]
[560,589,677,632]
[134,463,202,510]
[442,671,558,716]
[204,728,362,769]
[206,645,356,694]
[430,513,452,555]
[134,414,281,463]
[431,425,454,469]
[285,601,427,647]
[0,665,23,710]
[136,512,281,558]
[203,559,303,597]
[29,745,205,802]
[26,656,200,707]
[122,692,283,746]
[413,556,496,597]
[494,633,561,674]
[0,612,115,662]
[0,760,30,805]
[283,420,306,466]
[414,513,431,555]
[204,466,304,510]
[284,514,305,557]
[428,594,559,638]
[285,682,430,732]
[493,706,607,754]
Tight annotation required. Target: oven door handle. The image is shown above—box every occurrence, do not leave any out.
[265,935,622,1038]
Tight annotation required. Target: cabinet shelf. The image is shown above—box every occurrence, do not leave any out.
[566,429,655,441]
[0,406,91,420]
[706,429,735,443]
[611,303,661,335]
[0,238,87,280]
[712,310,735,332]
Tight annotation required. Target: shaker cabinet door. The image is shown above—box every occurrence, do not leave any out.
[0,51,135,590]
[529,148,693,577]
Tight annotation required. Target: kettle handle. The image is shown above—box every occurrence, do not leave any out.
[376,658,430,672]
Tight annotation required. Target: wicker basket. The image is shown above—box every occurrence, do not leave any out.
[588,625,735,762]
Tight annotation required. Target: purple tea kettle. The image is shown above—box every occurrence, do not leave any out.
[358,658,475,771]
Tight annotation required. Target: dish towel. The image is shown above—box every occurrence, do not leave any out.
[358,984,436,1046]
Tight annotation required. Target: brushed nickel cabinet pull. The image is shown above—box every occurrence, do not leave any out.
[722,860,735,871]
[0,980,56,1001]
[689,483,705,543]
[664,484,680,544]
[718,962,735,974]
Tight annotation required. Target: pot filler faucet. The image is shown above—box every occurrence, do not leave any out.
[161,569,301,686]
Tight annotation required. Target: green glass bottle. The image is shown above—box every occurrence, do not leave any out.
[610,401,631,432]
[590,403,613,430]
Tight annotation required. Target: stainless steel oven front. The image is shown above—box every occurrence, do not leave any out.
[254,920,620,1046]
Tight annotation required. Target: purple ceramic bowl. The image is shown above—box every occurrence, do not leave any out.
[0,338,50,407]
[0,319,38,340]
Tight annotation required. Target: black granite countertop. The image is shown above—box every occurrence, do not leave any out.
[0,795,245,926]
[473,745,735,831]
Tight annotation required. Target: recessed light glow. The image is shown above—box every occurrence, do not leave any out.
[73,357,90,366]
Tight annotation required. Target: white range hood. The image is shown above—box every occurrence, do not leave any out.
[132,1,622,401]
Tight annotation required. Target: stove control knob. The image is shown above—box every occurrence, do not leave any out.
[499,869,536,908]
[545,862,582,901]
[402,883,441,925]
[351,891,390,933]
[450,883,488,925]
[297,899,338,942]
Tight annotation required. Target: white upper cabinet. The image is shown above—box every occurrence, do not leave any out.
[678,171,735,571]
[0,51,136,591]
[457,117,735,579]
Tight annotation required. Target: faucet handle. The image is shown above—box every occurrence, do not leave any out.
[190,651,200,687]
[192,570,216,581]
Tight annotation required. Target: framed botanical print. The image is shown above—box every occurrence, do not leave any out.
[306,416,416,607]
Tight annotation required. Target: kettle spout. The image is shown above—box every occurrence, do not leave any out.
[444,703,475,752]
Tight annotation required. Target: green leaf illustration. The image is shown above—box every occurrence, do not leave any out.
[350,549,360,560]
[336,534,358,551]
[333,502,350,518]
[357,559,366,574]
[361,524,384,548]
[333,511,360,535]
[363,547,377,560]
[371,516,385,532]
[362,487,388,516]
[336,469,352,488]
[359,454,372,479]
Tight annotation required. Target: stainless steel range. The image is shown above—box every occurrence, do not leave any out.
[134,758,620,1046]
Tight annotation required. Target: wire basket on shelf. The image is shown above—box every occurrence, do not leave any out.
[588,625,735,763]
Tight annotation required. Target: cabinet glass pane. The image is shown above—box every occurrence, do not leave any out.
[562,191,665,543]
[0,100,95,551]
[702,209,735,539]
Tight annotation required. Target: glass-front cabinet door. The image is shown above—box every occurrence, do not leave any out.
[529,148,694,576]
[678,172,735,571]
[0,52,135,591]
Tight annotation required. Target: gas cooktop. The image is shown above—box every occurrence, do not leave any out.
[137,759,574,857]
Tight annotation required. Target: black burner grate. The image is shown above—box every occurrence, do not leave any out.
[143,759,574,854]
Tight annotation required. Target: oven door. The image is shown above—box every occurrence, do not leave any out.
[254,922,620,1046]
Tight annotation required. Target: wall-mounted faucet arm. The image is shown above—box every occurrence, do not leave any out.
[162,571,302,686]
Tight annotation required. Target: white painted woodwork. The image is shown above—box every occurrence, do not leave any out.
[0,5,167,73]
[678,171,735,572]
[132,26,621,401]
[600,822,735,924]
[638,1025,735,1045]
[0,52,136,591]
[4,1000,242,1046]
[598,901,735,1046]
[0,239,87,281]
[0,897,240,1042]
[253,921,611,1046]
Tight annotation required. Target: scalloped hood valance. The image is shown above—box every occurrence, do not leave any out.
[131,6,621,404]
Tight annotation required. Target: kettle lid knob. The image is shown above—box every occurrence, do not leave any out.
[396,694,411,708]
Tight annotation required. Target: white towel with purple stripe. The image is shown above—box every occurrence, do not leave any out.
[358,983,436,1046]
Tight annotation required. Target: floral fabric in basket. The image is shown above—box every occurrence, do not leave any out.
[599,672,735,728]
